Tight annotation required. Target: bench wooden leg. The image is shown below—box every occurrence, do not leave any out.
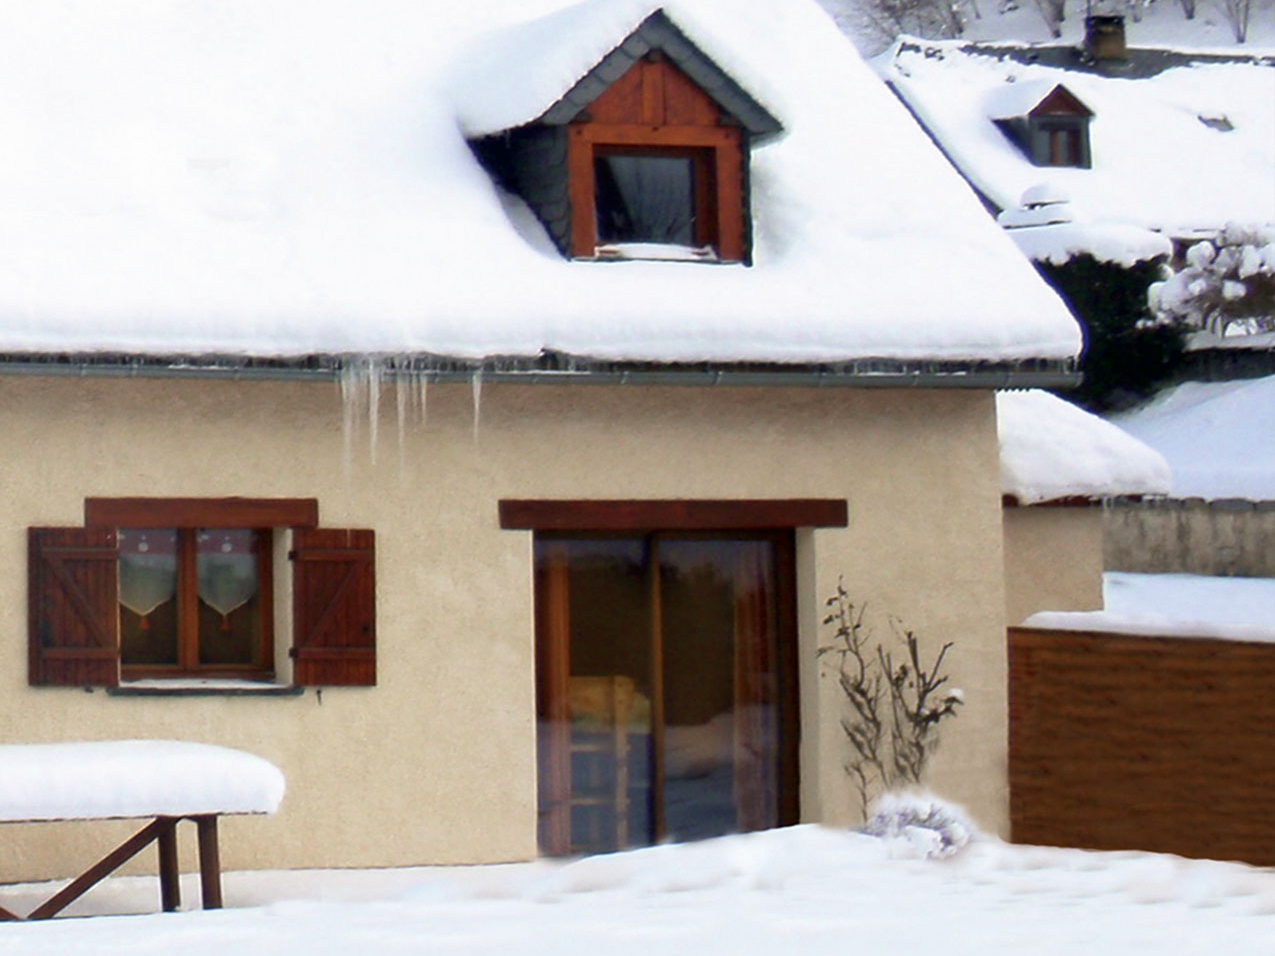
[195,815,223,910]
[157,817,181,912]
[28,817,175,920]
[0,902,21,921]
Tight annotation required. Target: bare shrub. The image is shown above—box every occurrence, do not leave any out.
[820,580,963,820]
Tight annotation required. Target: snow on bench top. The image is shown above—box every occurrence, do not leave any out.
[0,740,285,824]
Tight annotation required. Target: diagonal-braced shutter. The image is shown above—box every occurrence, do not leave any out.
[29,527,120,687]
[291,528,376,686]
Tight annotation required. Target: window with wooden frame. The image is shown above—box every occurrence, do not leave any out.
[29,498,376,688]
[568,55,746,262]
[500,499,847,855]
[1039,120,1086,168]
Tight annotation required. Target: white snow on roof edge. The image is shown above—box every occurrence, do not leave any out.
[447,0,661,137]
[998,389,1172,503]
[1006,221,1173,267]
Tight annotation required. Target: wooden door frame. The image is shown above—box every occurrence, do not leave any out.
[531,529,800,852]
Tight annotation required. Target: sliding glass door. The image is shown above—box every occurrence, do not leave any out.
[535,533,797,856]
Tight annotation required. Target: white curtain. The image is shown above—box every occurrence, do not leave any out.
[118,553,176,622]
[198,534,258,627]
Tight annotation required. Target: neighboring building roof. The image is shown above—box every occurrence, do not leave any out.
[997,389,1172,504]
[0,0,1081,373]
[1111,373,1275,500]
[878,36,1275,246]
[995,188,1173,265]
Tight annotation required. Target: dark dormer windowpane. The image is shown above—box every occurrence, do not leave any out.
[1048,127,1081,166]
[595,154,695,246]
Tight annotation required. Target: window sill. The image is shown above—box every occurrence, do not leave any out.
[107,679,305,698]
[593,242,719,262]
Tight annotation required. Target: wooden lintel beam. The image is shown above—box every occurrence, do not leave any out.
[86,497,319,529]
[499,499,848,531]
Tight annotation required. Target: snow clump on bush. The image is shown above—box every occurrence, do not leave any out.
[861,792,978,859]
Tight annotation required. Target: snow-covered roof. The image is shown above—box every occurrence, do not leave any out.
[1027,572,1275,643]
[1005,219,1173,267]
[985,80,1090,120]
[878,37,1275,247]
[1111,373,1275,500]
[0,0,1081,370]
[998,389,1171,504]
[0,740,285,823]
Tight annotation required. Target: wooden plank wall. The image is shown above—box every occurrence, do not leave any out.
[1009,626,1275,866]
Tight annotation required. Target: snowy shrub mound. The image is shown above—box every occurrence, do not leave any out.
[861,792,977,859]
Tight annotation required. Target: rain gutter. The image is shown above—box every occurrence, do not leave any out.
[0,354,1080,389]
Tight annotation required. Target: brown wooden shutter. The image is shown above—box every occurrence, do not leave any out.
[29,527,120,687]
[291,528,376,686]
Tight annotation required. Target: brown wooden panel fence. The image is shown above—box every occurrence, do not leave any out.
[1009,626,1275,866]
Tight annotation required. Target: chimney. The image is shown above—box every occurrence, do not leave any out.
[1084,14,1128,62]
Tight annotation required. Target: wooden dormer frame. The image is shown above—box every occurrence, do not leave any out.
[1025,86,1093,169]
[567,55,745,261]
[992,83,1094,170]
[466,10,781,265]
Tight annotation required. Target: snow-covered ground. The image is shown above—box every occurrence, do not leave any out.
[3,575,1272,950]
[3,823,1275,954]
[1028,570,1275,640]
[1111,374,1275,500]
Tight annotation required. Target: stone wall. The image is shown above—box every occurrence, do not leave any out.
[1104,497,1275,577]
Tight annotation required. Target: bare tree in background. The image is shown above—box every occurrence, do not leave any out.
[1219,0,1253,40]
[1033,0,1066,37]
[817,0,979,54]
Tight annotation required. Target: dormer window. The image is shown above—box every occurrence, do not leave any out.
[593,149,716,260]
[469,11,781,265]
[990,82,1093,169]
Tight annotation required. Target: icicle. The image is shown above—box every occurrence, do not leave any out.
[396,369,410,470]
[418,373,429,430]
[471,369,483,443]
[366,359,381,465]
[339,364,360,480]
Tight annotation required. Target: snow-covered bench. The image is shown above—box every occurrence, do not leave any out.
[0,740,285,920]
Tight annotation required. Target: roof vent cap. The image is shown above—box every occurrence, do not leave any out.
[1020,182,1070,208]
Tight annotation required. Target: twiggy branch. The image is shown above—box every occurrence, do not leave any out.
[821,580,963,818]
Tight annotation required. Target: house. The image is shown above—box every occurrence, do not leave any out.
[0,0,1083,884]
[876,20,1275,266]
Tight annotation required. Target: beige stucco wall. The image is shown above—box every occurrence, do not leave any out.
[1002,505,1104,626]
[0,376,1009,883]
